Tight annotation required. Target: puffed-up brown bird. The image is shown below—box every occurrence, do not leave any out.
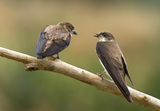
[36,22,77,59]
[94,32,134,102]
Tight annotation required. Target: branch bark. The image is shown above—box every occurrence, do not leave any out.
[0,46,160,111]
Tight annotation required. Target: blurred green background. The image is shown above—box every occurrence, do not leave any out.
[0,0,160,111]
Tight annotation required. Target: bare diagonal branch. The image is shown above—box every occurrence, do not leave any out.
[0,46,160,111]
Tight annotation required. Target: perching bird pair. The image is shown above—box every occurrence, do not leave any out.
[36,22,134,103]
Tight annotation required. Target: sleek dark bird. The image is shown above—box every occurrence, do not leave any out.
[94,32,134,102]
[36,22,77,59]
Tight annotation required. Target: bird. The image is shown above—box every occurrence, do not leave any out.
[94,32,134,102]
[36,22,77,59]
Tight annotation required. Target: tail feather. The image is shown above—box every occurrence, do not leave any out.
[114,80,133,102]
[126,73,134,87]
[108,67,133,102]
[111,74,133,102]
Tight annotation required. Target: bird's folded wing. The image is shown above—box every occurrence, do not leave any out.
[38,25,70,53]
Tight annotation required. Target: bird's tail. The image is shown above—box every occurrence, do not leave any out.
[112,74,133,103]
[114,79,133,102]
[109,72,133,102]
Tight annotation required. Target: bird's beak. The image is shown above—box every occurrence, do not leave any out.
[94,33,99,37]
[72,30,78,35]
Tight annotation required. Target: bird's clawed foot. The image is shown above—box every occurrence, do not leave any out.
[56,54,60,59]
[47,54,60,61]
[97,71,106,80]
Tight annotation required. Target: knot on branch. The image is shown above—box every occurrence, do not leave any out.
[140,95,149,102]
[24,63,39,71]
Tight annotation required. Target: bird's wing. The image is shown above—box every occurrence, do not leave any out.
[96,42,132,102]
[121,55,134,86]
[36,25,49,55]
[36,25,70,57]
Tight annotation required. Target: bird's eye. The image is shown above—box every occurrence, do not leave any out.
[101,33,106,37]
[69,26,73,30]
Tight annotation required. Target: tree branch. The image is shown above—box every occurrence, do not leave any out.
[0,46,160,111]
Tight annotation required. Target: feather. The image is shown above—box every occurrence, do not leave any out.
[36,24,71,59]
[96,41,133,102]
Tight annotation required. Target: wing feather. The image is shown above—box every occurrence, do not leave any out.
[36,25,70,58]
[96,42,132,102]
[121,56,134,86]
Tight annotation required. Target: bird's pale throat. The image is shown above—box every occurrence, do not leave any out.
[98,37,107,42]
[98,37,113,42]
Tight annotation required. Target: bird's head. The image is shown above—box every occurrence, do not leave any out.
[94,32,114,42]
[59,22,77,35]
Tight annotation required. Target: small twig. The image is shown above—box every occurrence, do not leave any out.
[0,46,160,111]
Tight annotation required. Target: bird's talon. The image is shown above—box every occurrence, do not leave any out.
[97,73,104,80]
[56,54,60,59]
